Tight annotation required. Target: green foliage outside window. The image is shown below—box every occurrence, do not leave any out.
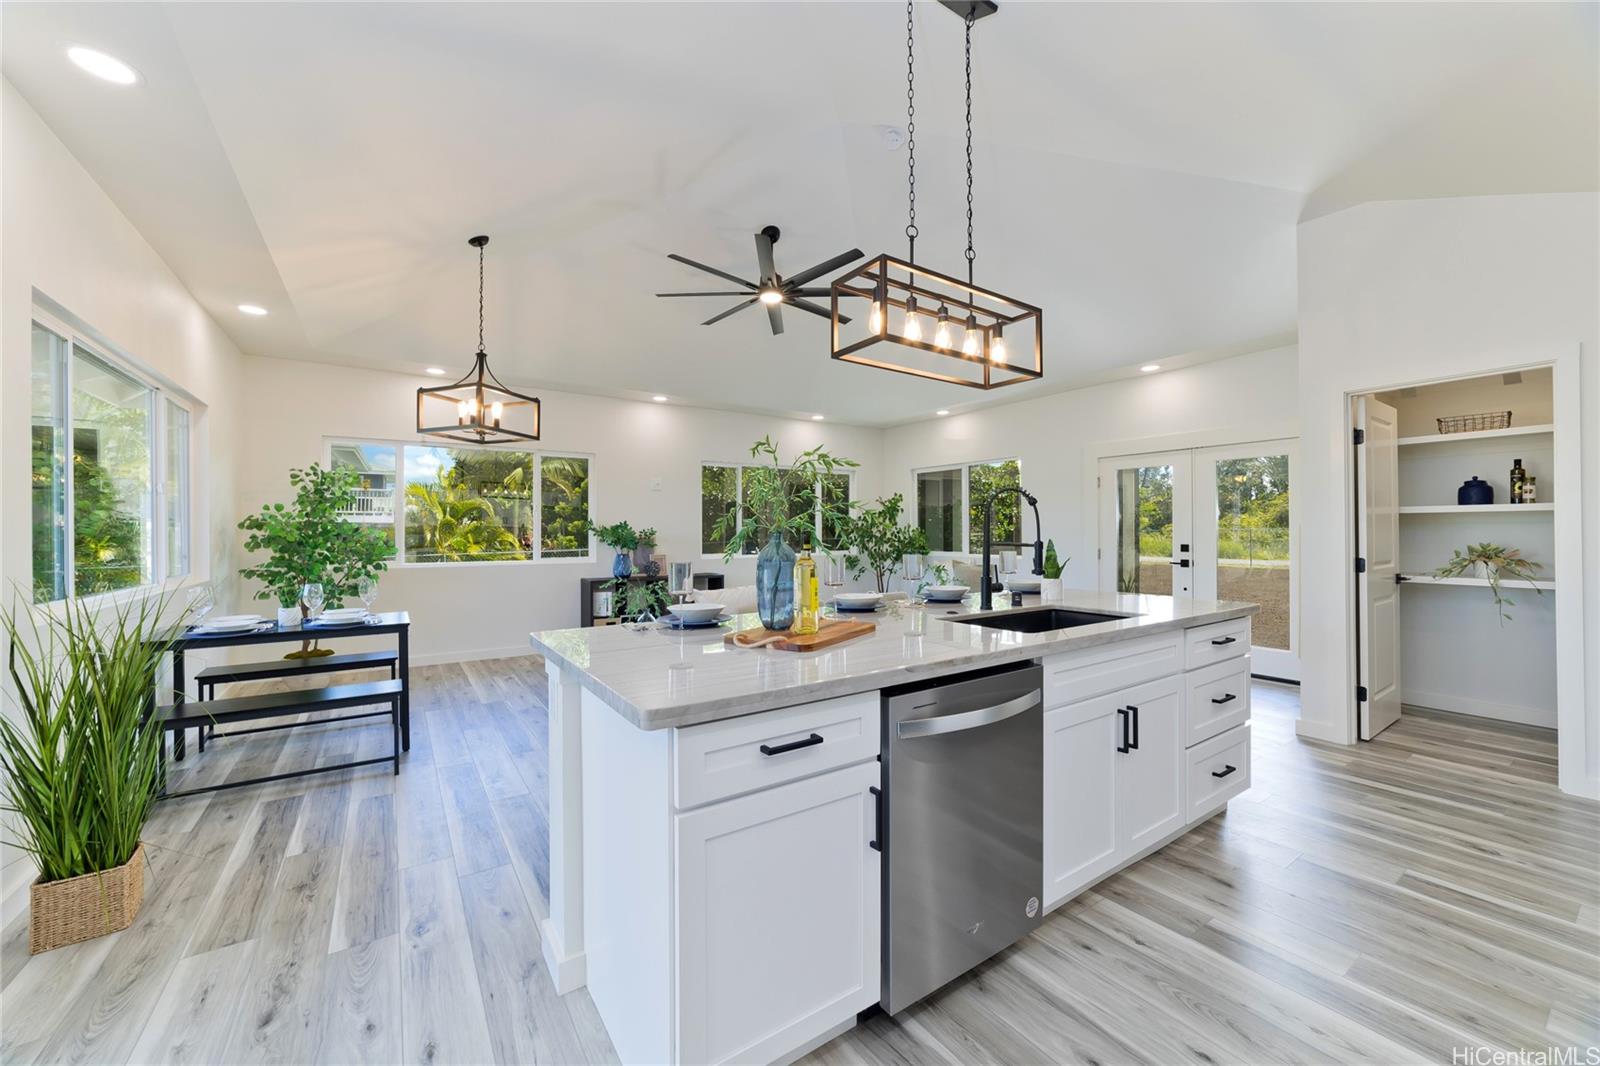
[540,456,591,558]
[967,459,1022,553]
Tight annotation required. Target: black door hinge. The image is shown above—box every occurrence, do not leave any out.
[1355,557,1366,574]
[1353,428,1365,445]
[1356,685,1368,702]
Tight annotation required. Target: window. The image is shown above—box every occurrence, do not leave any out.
[914,458,1022,555]
[700,463,852,555]
[31,314,195,603]
[327,439,590,564]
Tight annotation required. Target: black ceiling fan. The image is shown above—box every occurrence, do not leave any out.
[657,225,863,335]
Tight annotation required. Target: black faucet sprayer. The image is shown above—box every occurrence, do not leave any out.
[980,486,1043,611]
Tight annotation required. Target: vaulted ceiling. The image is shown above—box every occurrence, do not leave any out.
[5,2,1595,425]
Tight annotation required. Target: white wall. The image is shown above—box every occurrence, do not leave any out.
[879,345,1300,592]
[1296,192,1599,796]
[1,77,246,621]
[234,356,886,663]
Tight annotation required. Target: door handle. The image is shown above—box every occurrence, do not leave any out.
[1127,704,1139,750]
[1210,636,1237,646]
[1210,693,1237,705]
[1169,559,1191,568]
[896,689,1040,739]
[759,732,823,756]
[1116,708,1130,754]
[868,786,882,851]
[1211,764,1238,779]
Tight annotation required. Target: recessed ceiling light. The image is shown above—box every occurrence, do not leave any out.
[811,414,825,421]
[67,46,140,86]
[936,409,950,416]
[652,395,668,403]
[425,367,447,376]
[237,304,268,316]
[1140,364,1161,373]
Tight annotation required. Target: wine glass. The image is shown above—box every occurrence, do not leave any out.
[357,576,379,617]
[669,561,694,603]
[822,554,847,603]
[301,582,325,622]
[185,583,214,629]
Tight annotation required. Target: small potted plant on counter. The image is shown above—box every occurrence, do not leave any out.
[1040,540,1068,602]
[1433,542,1544,624]
[1,593,174,953]
[588,519,641,579]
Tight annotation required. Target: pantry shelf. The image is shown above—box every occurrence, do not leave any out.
[1399,574,1556,591]
[1396,423,1555,447]
[1398,503,1553,515]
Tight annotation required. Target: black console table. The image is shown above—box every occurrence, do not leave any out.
[579,573,723,627]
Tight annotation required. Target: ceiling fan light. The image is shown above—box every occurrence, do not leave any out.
[759,287,784,306]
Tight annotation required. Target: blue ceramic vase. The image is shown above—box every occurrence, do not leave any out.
[756,532,797,630]
[612,550,633,579]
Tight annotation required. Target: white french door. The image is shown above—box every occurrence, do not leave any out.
[1100,440,1299,681]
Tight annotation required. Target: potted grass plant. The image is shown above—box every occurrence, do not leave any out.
[1,592,175,953]
[1433,543,1544,625]
[1040,539,1068,602]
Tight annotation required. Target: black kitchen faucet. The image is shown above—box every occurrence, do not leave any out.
[979,486,1043,611]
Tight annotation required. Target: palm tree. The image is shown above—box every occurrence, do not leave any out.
[404,470,524,562]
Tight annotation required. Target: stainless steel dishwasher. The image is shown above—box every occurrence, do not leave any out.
[880,661,1043,1015]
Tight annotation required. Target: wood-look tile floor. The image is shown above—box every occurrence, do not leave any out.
[1,662,1594,1064]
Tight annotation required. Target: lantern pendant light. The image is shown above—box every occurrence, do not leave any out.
[416,235,542,443]
[830,1,1042,389]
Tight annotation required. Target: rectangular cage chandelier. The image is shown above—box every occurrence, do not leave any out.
[830,254,1041,389]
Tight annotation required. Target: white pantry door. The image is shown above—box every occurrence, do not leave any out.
[1356,396,1402,739]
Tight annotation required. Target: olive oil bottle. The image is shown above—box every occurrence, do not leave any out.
[792,535,820,635]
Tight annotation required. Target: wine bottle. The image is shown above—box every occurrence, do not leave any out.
[1509,459,1526,505]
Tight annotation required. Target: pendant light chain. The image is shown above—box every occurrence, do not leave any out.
[904,0,918,265]
[476,240,486,355]
[964,8,976,286]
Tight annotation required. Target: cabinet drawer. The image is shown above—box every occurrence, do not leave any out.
[1186,723,1251,823]
[1042,632,1182,709]
[1184,617,1251,670]
[1184,656,1251,746]
[673,692,879,810]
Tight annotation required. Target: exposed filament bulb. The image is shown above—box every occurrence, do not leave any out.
[932,305,952,349]
[901,296,922,342]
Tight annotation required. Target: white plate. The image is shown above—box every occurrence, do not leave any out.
[923,585,970,602]
[320,607,368,619]
[834,592,884,609]
[667,602,726,622]
[196,619,263,633]
[205,614,262,627]
[1005,577,1042,592]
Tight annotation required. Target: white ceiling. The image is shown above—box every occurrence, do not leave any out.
[5,2,1595,426]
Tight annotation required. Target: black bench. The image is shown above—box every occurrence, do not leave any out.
[189,650,399,752]
[157,678,402,799]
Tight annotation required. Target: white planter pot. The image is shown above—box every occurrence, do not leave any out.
[277,606,302,629]
[1040,577,1063,603]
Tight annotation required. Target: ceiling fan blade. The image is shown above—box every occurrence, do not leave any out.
[702,299,757,326]
[788,297,847,324]
[754,230,778,287]
[767,301,784,335]
[656,291,752,298]
[783,248,865,288]
[668,253,757,290]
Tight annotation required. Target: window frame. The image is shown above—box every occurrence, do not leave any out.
[911,456,1023,558]
[699,461,854,558]
[324,437,594,567]
[31,307,199,604]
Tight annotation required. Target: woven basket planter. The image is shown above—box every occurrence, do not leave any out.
[28,842,146,954]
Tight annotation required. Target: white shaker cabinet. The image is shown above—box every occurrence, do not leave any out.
[1042,701,1120,904]
[1111,675,1185,856]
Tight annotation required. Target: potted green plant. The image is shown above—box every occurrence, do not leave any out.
[1433,543,1544,624]
[837,494,927,594]
[633,527,659,573]
[611,578,670,624]
[1040,539,1068,602]
[588,519,640,579]
[1,593,174,953]
[237,463,391,656]
[713,437,857,630]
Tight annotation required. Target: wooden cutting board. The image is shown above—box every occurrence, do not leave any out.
[725,617,876,652]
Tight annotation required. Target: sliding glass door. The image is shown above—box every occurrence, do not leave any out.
[1100,441,1298,680]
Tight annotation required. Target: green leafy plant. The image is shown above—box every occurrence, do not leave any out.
[1433,543,1544,624]
[238,464,391,608]
[713,437,858,560]
[1042,540,1067,580]
[588,519,640,552]
[1,592,175,883]
[837,494,928,593]
[611,579,670,623]
[918,560,953,597]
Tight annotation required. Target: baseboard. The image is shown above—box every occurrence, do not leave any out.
[410,645,534,668]
[1402,688,1556,729]
[539,917,587,994]
[1295,716,1351,745]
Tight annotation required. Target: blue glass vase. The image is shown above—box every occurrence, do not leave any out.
[612,550,633,579]
[756,532,797,631]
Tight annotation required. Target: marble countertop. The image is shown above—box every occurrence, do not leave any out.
[529,588,1257,730]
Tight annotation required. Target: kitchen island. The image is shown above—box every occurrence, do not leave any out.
[530,589,1258,1066]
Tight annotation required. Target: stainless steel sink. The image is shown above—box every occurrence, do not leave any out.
[947,607,1134,634]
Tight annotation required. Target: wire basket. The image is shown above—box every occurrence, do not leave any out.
[1437,411,1512,434]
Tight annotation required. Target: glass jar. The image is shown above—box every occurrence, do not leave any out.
[755,532,798,631]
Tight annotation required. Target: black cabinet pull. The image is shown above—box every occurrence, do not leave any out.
[1211,764,1238,779]
[1116,709,1130,754]
[1210,693,1237,705]
[760,732,823,756]
[868,786,882,851]
[1210,636,1237,646]
[1127,705,1140,751]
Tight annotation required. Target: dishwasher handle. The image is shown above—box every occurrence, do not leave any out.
[896,689,1041,739]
